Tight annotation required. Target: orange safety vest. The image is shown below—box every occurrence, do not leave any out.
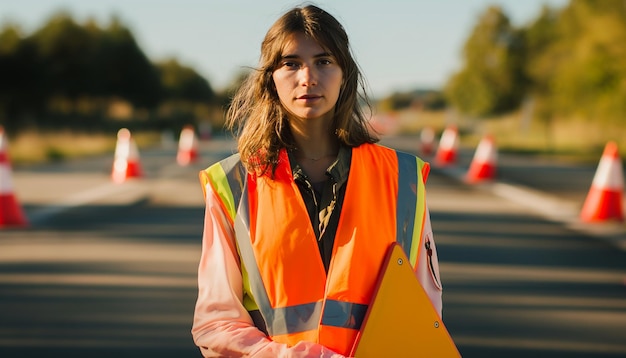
[200,143,429,356]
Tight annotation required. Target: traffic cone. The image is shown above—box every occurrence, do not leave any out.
[580,141,624,222]
[465,134,497,183]
[434,125,458,166]
[0,127,28,227]
[419,127,436,157]
[111,128,143,183]
[176,125,199,166]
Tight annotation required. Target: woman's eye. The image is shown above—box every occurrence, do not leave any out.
[282,61,300,69]
[318,59,332,66]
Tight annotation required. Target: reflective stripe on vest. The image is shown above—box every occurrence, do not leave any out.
[200,153,245,221]
[396,150,430,267]
[201,144,428,355]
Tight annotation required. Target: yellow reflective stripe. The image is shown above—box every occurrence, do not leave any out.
[205,163,237,220]
[201,156,259,313]
[242,258,259,311]
[409,158,427,267]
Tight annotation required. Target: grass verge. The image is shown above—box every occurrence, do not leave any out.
[390,109,626,164]
[7,130,161,165]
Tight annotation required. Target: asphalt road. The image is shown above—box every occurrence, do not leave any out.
[1,135,625,357]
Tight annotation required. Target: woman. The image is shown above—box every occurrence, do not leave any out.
[192,5,443,357]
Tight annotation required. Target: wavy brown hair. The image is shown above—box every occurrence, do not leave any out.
[226,4,378,175]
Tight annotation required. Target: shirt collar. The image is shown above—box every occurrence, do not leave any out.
[288,145,352,187]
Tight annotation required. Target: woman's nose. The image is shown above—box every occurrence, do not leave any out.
[299,65,317,86]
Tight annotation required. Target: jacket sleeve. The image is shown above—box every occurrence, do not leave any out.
[191,181,346,358]
[415,205,443,317]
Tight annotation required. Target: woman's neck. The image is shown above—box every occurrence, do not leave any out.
[288,116,339,182]
[291,132,338,162]
[289,115,338,161]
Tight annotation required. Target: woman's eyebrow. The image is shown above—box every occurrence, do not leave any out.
[314,52,332,58]
[280,52,332,59]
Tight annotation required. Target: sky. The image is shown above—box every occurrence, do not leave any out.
[1,0,569,98]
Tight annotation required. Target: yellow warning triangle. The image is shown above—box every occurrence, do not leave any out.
[351,243,461,357]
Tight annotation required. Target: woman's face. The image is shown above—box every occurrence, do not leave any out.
[272,32,343,123]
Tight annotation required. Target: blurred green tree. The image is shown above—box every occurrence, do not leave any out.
[377,89,446,112]
[96,16,162,108]
[156,58,215,102]
[535,0,626,123]
[16,12,162,116]
[445,6,528,117]
[153,58,217,128]
[520,4,563,138]
[0,11,223,131]
[0,25,32,127]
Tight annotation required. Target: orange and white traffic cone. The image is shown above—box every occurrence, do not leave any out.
[0,127,28,227]
[465,134,497,183]
[434,125,458,166]
[111,128,143,184]
[176,125,199,166]
[580,141,624,222]
[419,127,436,157]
